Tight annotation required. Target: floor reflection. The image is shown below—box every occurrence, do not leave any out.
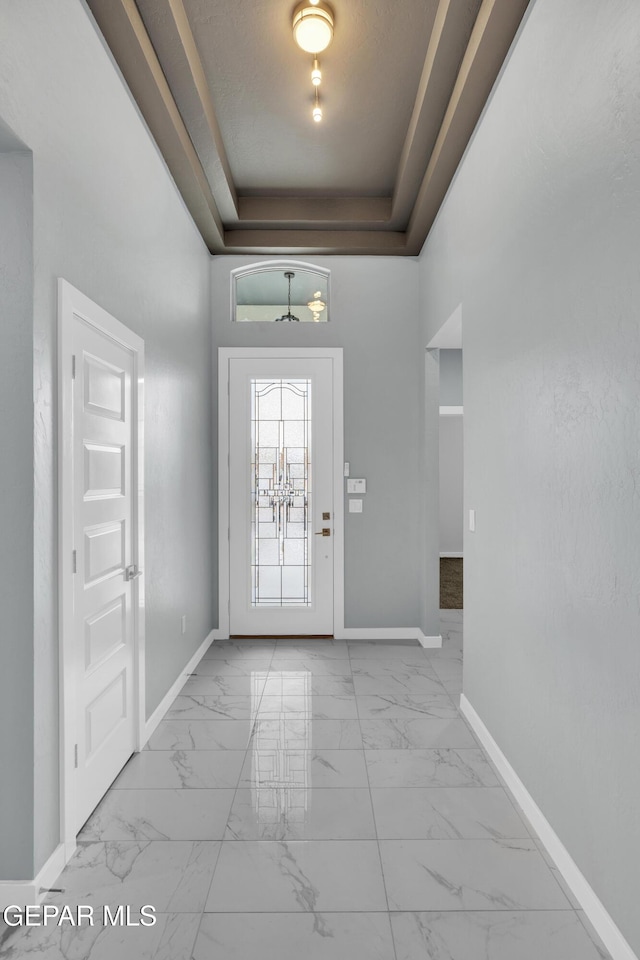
[250,671,311,826]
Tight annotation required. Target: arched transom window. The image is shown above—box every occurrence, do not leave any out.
[232,260,330,323]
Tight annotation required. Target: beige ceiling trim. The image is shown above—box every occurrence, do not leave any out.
[237,196,392,228]
[165,0,238,220]
[223,229,408,256]
[405,0,530,253]
[87,0,225,249]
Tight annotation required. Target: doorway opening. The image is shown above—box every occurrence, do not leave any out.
[428,306,464,611]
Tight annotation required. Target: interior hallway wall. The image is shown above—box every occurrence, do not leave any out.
[419,0,640,951]
[439,416,463,555]
[439,350,463,555]
[211,256,440,637]
[438,348,463,406]
[0,0,213,879]
[0,136,34,880]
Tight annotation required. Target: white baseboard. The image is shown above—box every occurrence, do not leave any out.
[460,694,638,960]
[0,842,68,911]
[417,633,443,648]
[210,628,228,641]
[440,551,463,558]
[142,630,214,745]
[337,627,441,648]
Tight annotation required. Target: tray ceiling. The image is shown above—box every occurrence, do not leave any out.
[87,0,530,255]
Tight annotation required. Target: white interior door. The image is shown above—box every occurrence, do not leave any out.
[228,357,335,636]
[60,281,144,836]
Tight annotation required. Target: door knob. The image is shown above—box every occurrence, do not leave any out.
[125,565,143,581]
[314,528,331,537]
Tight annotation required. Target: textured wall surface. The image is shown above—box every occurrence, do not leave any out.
[439,349,463,406]
[211,256,440,636]
[0,147,34,879]
[0,0,213,876]
[439,415,463,554]
[419,0,640,950]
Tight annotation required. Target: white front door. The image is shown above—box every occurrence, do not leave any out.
[228,357,335,636]
[60,281,143,835]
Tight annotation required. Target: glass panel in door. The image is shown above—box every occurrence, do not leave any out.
[228,357,334,636]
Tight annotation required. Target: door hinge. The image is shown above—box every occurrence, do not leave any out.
[74,744,78,768]
[72,549,77,573]
[71,354,76,380]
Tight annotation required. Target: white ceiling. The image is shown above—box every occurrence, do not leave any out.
[86,0,530,255]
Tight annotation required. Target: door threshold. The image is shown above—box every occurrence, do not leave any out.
[230,634,335,640]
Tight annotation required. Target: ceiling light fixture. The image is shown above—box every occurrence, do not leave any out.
[292,2,334,123]
[292,1,334,54]
[275,271,300,322]
[307,295,326,322]
[312,88,322,122]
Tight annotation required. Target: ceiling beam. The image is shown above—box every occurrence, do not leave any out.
[392,0,463,228]
[223,229,408,256]
[405,0,530,253]
[165,0,238,221]
[86,0,225,250]
[237,196,392,228]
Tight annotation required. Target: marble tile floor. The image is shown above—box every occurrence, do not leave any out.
[0,611,612,959]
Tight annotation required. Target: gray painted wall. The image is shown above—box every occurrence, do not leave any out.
[0,144,34,879]
[0,0,213,877]
[439,350,464,555]
[422,351,441,632]
[439,416,463,555]
[439,349,463,406]
[211,256,440,636]
[419,0,640,950]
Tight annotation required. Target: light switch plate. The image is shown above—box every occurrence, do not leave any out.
[469,508,476,532]
[349,499,363,513]
[343,462,350,477]
[347,478,366,494]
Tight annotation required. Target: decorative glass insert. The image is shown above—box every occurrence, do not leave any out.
[232,260,330,322]
[251,379,312,606]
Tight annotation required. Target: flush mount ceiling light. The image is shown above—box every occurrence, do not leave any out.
[292,1,334,54]
[292,1,334,122]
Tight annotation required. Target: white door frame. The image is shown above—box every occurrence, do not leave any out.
[218,347,344,639]
[57,279,145,854]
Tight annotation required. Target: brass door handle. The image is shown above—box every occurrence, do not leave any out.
[315,528,331,536]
